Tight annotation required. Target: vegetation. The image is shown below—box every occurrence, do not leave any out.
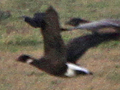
[0,0,120,90]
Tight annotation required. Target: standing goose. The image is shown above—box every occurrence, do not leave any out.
[17,6,92,77]
[67,18,120,33]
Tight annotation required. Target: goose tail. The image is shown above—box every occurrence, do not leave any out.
[65,63,92,77]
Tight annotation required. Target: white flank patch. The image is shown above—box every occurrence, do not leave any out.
[65,63,90,77]
[65,67,76,77]
[26,59,33,64]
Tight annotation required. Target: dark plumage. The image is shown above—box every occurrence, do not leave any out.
[17,6,92,77]
[18,6,120,77]
[66,32,120,63]
[65,18,89,26]
[21,13,67,31]
[22,13,46,28]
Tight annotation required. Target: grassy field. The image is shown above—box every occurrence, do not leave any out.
[0,0,120,90]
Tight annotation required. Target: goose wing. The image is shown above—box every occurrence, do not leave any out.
[42,6,67,64]
[66,32,120,63]
[69,19,120,32]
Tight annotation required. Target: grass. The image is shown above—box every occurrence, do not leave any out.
[0,0,120,90]
[107,71,120,83]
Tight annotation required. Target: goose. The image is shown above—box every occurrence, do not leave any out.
[17,6,92,77]
[67,18,120,33]
[18,7,120,77]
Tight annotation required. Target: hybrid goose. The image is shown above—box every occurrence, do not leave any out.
[66,18,120,33]
[17,6,92,77]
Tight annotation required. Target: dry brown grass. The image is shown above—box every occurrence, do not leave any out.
[0,47,120,90]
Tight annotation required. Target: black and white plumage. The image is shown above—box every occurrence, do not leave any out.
[17,7,120,77]
[68,19,120,33]
[17,6,92,77]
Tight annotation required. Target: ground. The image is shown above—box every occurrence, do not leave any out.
[0,0,120,90]
[0,47,120,90]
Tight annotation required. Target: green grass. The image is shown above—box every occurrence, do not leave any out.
[0,1,120,89]
[0,0,120,53]
[107,70,120,83]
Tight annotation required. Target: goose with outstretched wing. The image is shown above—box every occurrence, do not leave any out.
[17,6,92,77]
[18,7,120,77]
[66,18,120,33]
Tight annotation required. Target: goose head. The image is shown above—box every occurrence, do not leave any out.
[17,54,35,64]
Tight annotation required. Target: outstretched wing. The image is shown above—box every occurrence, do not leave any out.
[66,32,120,63]
[43,6,67,63]
[69,19,120,32]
